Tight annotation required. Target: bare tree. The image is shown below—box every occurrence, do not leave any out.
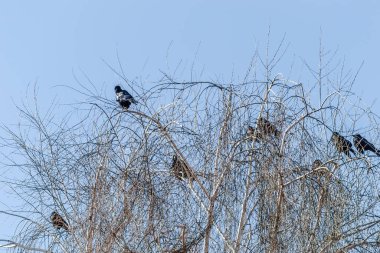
[2,38,380,253]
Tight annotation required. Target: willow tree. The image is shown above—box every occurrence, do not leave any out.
[2,41,380,253]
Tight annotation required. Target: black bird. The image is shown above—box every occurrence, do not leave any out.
[331,132,355,157]
[353,134,380,156]
[115,85,137,110]
[257,117,280,137]
[50,211,69,231]
[247,126,263,141]
[171,154,193,181]
[312,159,322,170]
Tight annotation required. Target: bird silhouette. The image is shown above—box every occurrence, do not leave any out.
[246,126,263,141]
[50,211,69,231]
[257,117,280,137]
[331,132,355,157]
[171,154,193,181]
[353,134,380,156]
[312,159,322,170]
[115,85,137,110]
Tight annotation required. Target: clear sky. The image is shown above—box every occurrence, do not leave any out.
[0,0,379,247]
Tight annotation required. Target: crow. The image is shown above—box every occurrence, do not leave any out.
[246,126,263,141]
[257,117,280,137]
[50,211,69,231]
[171,154,193,181]
[353,134,380,156]
[331,132,355,157]
[312,159,322,170]
[115,85,137,110]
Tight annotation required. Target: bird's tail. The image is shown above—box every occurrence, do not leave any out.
[375,149,380,157]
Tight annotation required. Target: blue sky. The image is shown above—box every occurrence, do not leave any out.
[0,0,379,246]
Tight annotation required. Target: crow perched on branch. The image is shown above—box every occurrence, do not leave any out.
[50,211,69,231]
[257,117,280,137]
[115,85,137,110]
[171,154,193,181]
[246,126,263,141]
[331,132,355,157]
[312,159,322,170]
[353,134,380,156]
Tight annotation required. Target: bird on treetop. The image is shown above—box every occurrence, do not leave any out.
[331,132,355,157]
[353,134,380,156]
[115,85,137,110]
